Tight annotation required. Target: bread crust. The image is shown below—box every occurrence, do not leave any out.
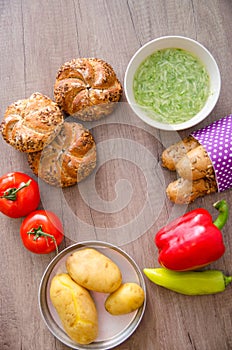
[1,92,64,152]
[166,177,217,204]
[176,145,214,180]
[54,58,122,121]
[161,136,200,171]
[162,136,218,203]
[27,122,96,187]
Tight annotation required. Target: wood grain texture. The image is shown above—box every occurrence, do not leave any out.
[1,1,232,349]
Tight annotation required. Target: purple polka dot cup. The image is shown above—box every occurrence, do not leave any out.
[191,115,232,192]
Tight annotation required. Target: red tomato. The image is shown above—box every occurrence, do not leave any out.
[20,210,64,254]
[0,172,40,218]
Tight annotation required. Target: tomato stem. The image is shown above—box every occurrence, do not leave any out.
[0,179,31,201]
[27,225,58,255]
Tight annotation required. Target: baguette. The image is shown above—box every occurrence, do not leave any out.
[176,145,214,180]
[166,177,217,204]
[162,136,199,171]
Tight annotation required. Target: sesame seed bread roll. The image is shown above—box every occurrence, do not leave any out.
[1,92,64,152]
[176,145,214,180]
[162,136,200,171]
[54,58,122,121]
[27,121,96,187]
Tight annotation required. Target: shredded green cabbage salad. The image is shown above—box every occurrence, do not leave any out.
[133,48,210,124]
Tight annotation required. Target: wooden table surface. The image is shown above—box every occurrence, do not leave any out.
[1,1,232,349]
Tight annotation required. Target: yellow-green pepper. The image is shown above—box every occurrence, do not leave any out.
[143,268,232,295]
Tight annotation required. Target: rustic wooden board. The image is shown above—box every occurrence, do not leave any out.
[1,1,232,349]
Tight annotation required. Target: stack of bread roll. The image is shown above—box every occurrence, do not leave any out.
[0,58,122,187]
[162,136,217,204]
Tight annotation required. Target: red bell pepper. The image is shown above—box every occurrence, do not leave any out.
[154,200,228,271]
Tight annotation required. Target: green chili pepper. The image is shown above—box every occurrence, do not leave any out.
[143,268,232,295]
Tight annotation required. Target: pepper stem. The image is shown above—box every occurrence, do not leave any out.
[224,275,232,287]
[0,179,31,201]
[27,225,58,255]
[213,200,229,230]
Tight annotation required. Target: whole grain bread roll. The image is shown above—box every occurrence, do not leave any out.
[166,177,217,204]
[161,136,200,171]
[1,92,64,152]
[54,58,122,121]
[27,121,96,187]
[176,145,214,180]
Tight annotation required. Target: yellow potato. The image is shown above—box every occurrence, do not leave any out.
[66,248,122,293]
[50,273,98,345]
[105,282,145,315]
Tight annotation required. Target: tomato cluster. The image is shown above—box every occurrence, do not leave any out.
[0,172,64,254]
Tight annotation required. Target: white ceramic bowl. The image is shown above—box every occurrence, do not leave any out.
[124,36,221,131]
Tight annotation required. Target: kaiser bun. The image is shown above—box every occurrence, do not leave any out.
[27,121,96,187]
[1,92,64,153]
[54,58,122,121]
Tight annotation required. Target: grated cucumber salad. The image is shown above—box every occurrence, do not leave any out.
[133,48,210,124]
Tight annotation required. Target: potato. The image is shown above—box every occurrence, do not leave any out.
[50,273,98,345]
[66,248,122,293]
[105,282,145,315]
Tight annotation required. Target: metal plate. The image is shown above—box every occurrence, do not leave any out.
[38,241,146,349]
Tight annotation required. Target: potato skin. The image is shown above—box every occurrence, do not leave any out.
[66,248,122,293]
[50,273,98,345]
[105,283,145,315]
